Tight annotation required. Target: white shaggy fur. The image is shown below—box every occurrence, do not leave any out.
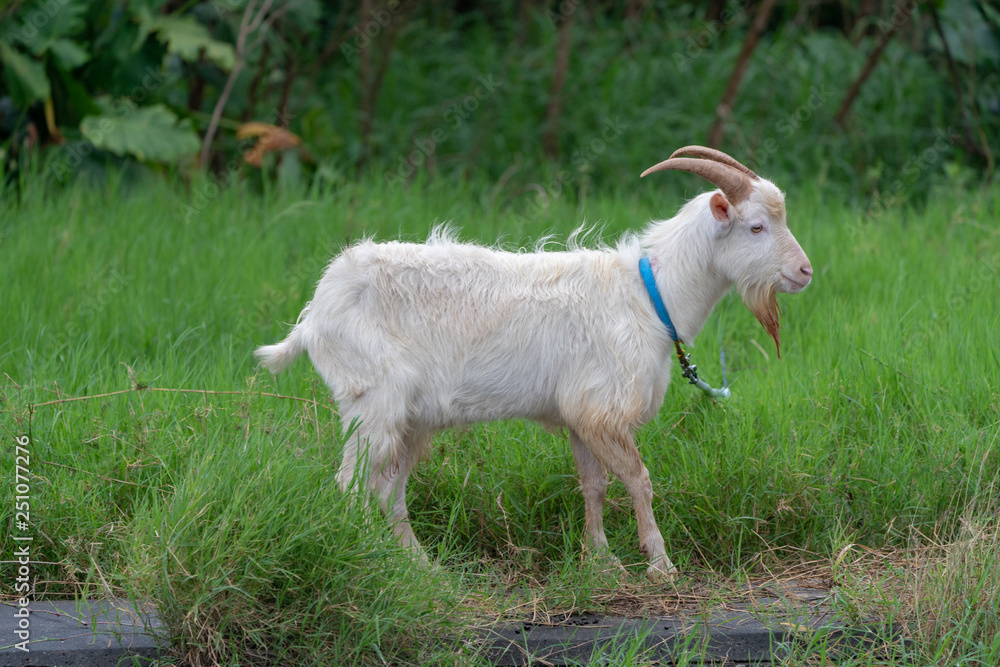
[256,175,812,578]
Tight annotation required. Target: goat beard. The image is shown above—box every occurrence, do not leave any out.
[741,283,781,358]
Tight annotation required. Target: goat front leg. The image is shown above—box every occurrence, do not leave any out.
[576,422,677,580]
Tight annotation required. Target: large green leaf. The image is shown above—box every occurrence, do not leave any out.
[22,0,90,67]
[80,103,200,163]
[47,39,91,70]
[144,16,235,70]
[0,42,51,106]
[53,64,101,124]
[0,0,89,73]
[936,0,1000,65]
[282,0,322,31]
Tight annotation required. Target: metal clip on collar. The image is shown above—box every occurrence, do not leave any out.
[675,341,730,399]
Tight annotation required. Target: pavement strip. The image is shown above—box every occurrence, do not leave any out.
[482,585,896,665]
[1,599,160,667]
[1,585,899,665]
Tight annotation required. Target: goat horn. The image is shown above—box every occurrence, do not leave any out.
[640,157,754,205]
[668,145,760,180]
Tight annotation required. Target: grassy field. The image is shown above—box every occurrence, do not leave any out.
[2,173,999,665]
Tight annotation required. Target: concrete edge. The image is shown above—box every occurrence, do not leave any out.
[1,597,906,666]
[1,599,162,667]
[480,608,907,665]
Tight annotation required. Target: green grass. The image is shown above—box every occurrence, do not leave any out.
[1,172,998,665]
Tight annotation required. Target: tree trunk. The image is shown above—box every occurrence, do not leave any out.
[357,0,374,167]
[542,9,574,159]
[357,1,404,170]
[243,41,271,122]
[852,0,877,44]
[707,0,779,148]
[927,1,993,171]
[626,0,649,22]
[200,0,279,169]
[704,0,726,23]
[187,56,205,114]
[834,2,915,127]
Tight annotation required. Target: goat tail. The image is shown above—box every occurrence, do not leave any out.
[254,325,305,375]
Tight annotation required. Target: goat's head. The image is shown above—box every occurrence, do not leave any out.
[642,146,812,356]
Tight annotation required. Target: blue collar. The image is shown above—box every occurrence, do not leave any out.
[638,256,678,342]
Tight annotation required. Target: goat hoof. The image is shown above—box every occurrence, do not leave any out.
[646,561,678,583]
[585,549,626,575]
[401,544,431,568]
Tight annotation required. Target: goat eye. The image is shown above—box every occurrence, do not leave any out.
[751,224,764,234]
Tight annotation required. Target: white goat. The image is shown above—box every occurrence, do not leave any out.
[255,146,812,578]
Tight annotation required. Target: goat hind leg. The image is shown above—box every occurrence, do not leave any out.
[338,416,427,558]
[371,430,430,561]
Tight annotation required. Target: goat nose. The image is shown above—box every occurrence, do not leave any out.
[800,263,813,278]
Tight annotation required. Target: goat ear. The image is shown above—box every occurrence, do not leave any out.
[709,192,732,223]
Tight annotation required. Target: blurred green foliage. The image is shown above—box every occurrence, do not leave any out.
[0,0,997,200]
